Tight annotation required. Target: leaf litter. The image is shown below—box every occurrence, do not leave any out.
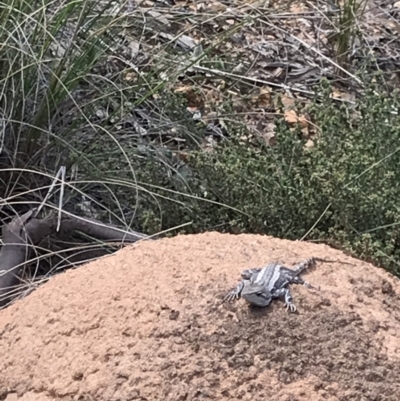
[50,0,400,156]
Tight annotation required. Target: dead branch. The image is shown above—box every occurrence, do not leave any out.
[0,211,150,307]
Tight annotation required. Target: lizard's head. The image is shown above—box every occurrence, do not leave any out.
[241,282,272,307]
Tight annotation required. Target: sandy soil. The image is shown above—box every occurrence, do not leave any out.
[1,232,400,401]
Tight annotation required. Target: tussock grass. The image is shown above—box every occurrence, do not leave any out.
[1,0,400,307]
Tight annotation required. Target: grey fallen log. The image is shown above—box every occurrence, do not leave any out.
[0,211,150,307]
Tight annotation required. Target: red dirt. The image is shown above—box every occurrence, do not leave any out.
[1,232,400,401]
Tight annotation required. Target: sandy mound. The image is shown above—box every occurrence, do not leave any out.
[1,232,400,401]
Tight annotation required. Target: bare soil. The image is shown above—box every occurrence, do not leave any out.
[1,232,400,401]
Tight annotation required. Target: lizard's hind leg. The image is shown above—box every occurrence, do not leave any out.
[290,275,320,291]
[291,258,320,290]
[241,268,262,280]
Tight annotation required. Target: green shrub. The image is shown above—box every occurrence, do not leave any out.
[102,83,400,276]
[190,84,400,275]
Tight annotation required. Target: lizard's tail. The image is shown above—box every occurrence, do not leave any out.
[293,257,317,275]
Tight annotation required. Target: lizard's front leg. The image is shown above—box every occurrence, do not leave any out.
[271,287,297,312]
[224,281,245,303]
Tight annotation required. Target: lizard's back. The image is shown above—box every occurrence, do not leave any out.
[251,263,284,291]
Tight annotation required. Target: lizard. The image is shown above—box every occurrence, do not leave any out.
[223,257,323,312]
